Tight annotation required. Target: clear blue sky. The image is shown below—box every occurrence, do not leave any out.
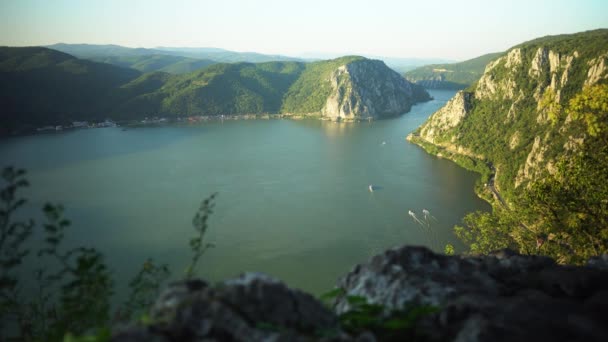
[0,0,606,60]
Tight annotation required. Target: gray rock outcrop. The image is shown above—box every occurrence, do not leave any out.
[113,272,343,342]
[417,91,472,143]
[334,246,608,341]
[322,60,430,121]
[113,247,608,342]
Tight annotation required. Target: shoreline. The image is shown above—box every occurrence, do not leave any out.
[1,113,387,139]
[406,133,500,208]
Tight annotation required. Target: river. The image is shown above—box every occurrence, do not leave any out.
[0,89,489,297]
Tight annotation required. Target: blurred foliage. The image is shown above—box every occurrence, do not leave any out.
[120,259,170,322]
[185,192,218,279]
[0,167,113,340]
[0,166,217,340]
[321,288,438,341]
[444,244,455,255]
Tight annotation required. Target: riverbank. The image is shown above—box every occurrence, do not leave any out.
[3,112,389,139]
[406,133,501,208]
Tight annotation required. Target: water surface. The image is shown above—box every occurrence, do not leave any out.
[0,89,490,296]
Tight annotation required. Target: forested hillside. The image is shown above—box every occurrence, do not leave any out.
[114,61,306,118]
[0,47,140,134]
[409,29,608,263]
[1,49,429,133]
[404,52,503,89]
[90,54,216,74]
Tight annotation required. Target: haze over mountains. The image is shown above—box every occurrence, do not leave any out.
[47,43,454,74]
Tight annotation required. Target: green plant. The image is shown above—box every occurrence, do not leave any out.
[0,166,224,339]
[0,167,114,340]
[0,167,34,337]
[120,259,170,322]
[320,288,438,340]
[36,203,114,340]
[444,244,455,255]
[185,192,218,279]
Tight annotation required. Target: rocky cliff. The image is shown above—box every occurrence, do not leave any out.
[282,56,430,121]
[113,246,608,341]
[410,29,608,201]
[321,59,431,121]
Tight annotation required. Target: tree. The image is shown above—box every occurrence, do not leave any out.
[455,84,608,263]
[185,193,218,279]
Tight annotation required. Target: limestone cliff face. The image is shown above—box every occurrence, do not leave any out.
[417,91,472,144]
[322,59,430,121]
[412,29,608,199]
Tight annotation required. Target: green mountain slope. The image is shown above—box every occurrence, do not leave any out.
[90,54,216,74]
[1,49,430,133]
[404,52,504,89]
[154,47,303,63]
[46,43,160,57]
[282,56,430,118]
[0,47,140,133]
[48,43,302,64]
[409,29,608,262]
[112,61,306,118]
[282,56,366,114]
[113,56,430,120]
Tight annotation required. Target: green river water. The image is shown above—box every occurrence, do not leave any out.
[0,89,489,297]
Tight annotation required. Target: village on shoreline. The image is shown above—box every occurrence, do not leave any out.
[29,112,377,136]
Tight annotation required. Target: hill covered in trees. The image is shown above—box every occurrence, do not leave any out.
[0,47,140,134]
[404,52,504,89]
[48,44,304,63]
[409,29,608,263]
[0,48,429,134]
[89,54,217,74]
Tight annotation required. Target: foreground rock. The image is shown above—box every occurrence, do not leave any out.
[113,247,608,341]
[113,273,345,341]
[335,246,608,341]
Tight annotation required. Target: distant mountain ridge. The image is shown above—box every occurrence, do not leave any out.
[88,54,217,74]
[404,52,504,89]
[0,47,140,134]
[0,47,429,134]
[48,44,455,75]
[46,43,305,75]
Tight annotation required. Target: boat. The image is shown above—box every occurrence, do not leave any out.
[369,185,374,192]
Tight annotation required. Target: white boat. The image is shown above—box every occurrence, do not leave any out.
[368,185,374,192]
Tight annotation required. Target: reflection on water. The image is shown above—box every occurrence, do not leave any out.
[1,90,490,298]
